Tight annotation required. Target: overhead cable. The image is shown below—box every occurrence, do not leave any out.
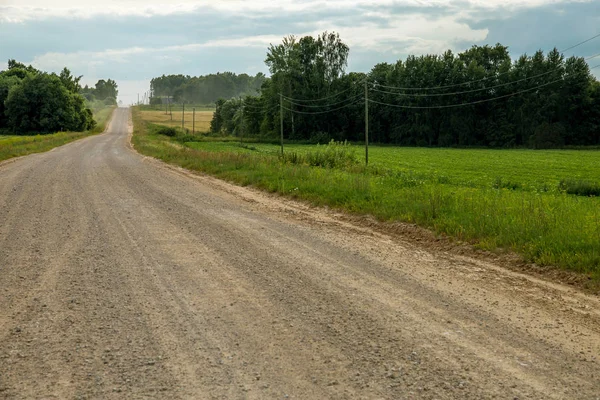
[279,78,366,103]
[370,70,554,97]
[560,33,600,53]
[370,52,600,97]
[281,100,362,115]
[284,93,364,108]
[367,64,600,110]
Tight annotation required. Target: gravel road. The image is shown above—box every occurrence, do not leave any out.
[0,108,599,399]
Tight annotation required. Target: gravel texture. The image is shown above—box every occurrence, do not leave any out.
[0,108,599,399]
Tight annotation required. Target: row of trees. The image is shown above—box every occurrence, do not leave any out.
[210,32,600,148]
[0,60,98,134]
[150,72,266,104]
[80,79,119,106]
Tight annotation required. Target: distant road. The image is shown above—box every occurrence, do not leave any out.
[0,108,599,399]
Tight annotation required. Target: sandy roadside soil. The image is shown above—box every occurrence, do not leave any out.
[0,108,598,399]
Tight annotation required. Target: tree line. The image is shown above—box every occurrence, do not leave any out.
[150,72,266,105]
[0,60,118,134]
[210,32,600,148]
[80,79,119,106]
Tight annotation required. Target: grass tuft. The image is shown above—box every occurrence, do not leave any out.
[493,177,522,190]
[280,140,358,169]
[558,179,600,197]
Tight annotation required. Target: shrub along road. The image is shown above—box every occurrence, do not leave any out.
[0,108,599,399]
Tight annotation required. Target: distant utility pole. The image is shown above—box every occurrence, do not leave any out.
[280,93,284,155]
[241,105,244,146]
[182,102,185,130]
[192,108,196,135]
[137,93,139,106]
[364,81,369,166]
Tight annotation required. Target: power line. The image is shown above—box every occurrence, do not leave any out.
[279,78,366,103]
[368,32,600,91]
[367,65,600,110]
[284,93,364,108]
[587,52,600,61]
[370,52,600,97]
[560,33,600,53]
[241,101,266,110]
[368,80,559,109]
[242,104,279,114]
[370,70,554,97]
[282,99,363,115]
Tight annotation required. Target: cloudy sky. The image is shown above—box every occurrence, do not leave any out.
[1,0,599,105]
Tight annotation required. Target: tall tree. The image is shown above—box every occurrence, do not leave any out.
[5,73,95,133]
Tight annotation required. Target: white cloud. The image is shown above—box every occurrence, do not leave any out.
[5,0,597,92]
[0,0,593,22]
[312,15,488,54]
[27,35,282,73]
[26,10,486,76]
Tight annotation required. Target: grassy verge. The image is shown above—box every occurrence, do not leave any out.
[132,107,600,283]
[0,106,115,163]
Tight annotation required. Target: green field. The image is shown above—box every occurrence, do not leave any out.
[0,106,115,163]
[183,141,600,194]
[131,108,600,283]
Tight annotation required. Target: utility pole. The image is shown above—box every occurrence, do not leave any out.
[137,93,139,106]
[182,102,185,130]
[241,105,244,146]
[280,93,284,155]
[192,108,195,135]
[364,81,369,166]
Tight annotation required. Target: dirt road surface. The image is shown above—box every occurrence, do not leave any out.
[0,108,599,399]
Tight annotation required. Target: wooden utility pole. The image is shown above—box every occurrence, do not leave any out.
[192,108,195,134]
[365,81,369,166]
[280,93,284,155]
[182,102,185,130]
[241,105,244,146]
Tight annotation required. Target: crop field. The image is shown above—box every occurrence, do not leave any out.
[138,109,214,133]
[132,108,600,281]
[183,141,600,194]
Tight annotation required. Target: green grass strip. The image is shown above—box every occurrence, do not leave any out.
[0,106,115,163]
[131,108,600,282]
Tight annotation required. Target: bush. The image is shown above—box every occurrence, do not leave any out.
[176,133,202,143]
[82,92,95,102]
[150,97,163,106]
[281,140,358,168]
[558,179,600,197]
[493,177,522,190]
[5,73,95,134]
[155,126,178,137]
